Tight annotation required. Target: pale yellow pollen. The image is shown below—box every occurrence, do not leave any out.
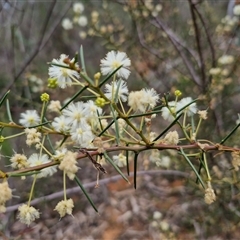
[111,60,121,68]
[74,112,82,121]
[77,128,83,134]
[61,68,68,77]
[27,117,35,124]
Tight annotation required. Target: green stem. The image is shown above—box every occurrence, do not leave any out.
[122,128,140,142]
[203,152,211,181]
[179,148,205,189]
[219,122,240,144]
[139,115,145,132]
[39,135,46,157]
[28,174,37,206]
[4,131,25,140]
[40,101,46,124]
[194,117,202,139]
[119,99,126,115]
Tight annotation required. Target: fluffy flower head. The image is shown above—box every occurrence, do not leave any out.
[19,110,40,127]
[25,128,41,146]
[54,198,74,218]
[73,2,84,13]
[10,153,29,169]
[52,115,70,133]
[198,110,208,120]
[164,131,179,145]
[113,153,127,167]
[100,51,131,79]
[128,88,159,112]
[128,90,143,112]
[178,97,197,116]
[48,54,79,88]
[70,119,95,147]
[218,55,234,65]
[62,101,87,129]
[209,68,221,76]
[233,5,240,15]
[105,79,129,102]
[17,204,40,226]
[204,183,216,204]
[28,154,57,178]
[52,148,68,161]
[59,151,78,180]
[84,100,103,119]
[141,88,159,109]
[78,16,88,27]
[48,100,62,113]
[0,181,12,213]
[161,101,177,122]
[62,18,73,30]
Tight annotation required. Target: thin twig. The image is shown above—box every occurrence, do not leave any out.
[39,1,73,51]
[136,23,188,80]
[149,17,200,68]
[5,142,239,177]
[151,18,201,87]
[188,0,206,88]
[193,5,216,69]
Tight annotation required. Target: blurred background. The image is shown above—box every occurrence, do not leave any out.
[1,0,240,239]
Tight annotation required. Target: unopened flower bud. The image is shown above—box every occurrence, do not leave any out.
[48,78,58,88]
[174,90,182,97]
[95,97,106,107]
[40,93,50,102]
[94,72,101,80]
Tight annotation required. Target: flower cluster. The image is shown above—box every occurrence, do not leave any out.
[10,153,29,169]
[2,44,230,229]
[48,54,80,89]
[0,181,12,213]
[54,198,74,218]
[128,88,159,113]
[47,100,62,113]
[208,54,234,98]
[58,151,78,180]
[163,131,179,145]
[10,152,56,178]
[17,204,40,226]
[24,128,41,147]
[218,55,234,65]
[52,100,101,147]
[161,97,197,122]
[61,2,88,39]
[105,79,129,103]
[233,4,240,16]
[100,51,131,79]
[113,153,127,168]
[204,182,216,205]
[19,110,40,127]
[216,15,238,34]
